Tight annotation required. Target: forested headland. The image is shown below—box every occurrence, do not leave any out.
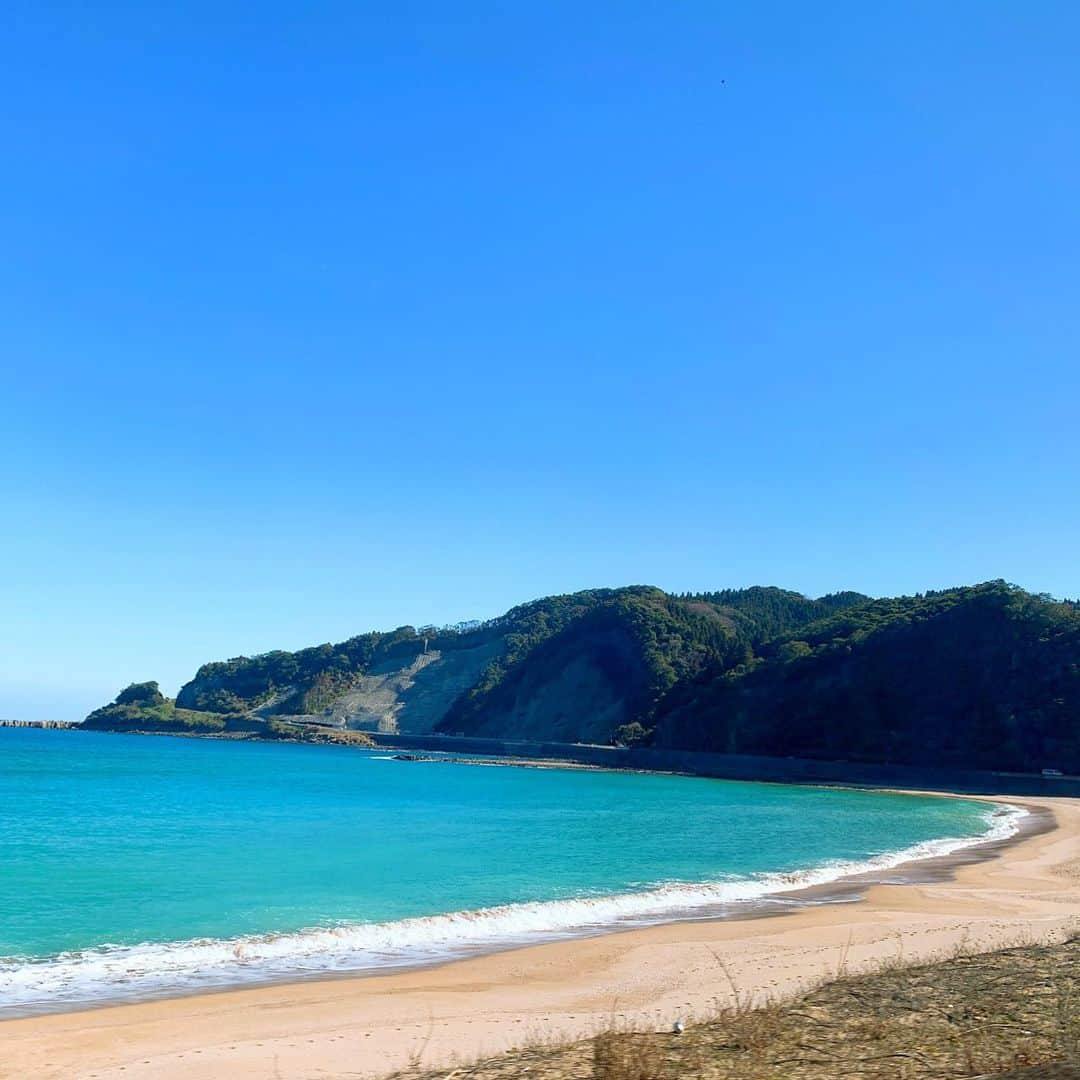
[83,581,1080,774]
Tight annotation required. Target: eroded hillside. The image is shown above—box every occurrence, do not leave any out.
[87,584,1080,774]
[87,585,862,744]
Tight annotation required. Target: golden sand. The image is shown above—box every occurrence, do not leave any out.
[2,793,1078,1080]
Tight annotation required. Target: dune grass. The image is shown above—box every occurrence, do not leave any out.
[388,934,1080,1079]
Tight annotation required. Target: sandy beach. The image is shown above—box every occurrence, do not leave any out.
[2,792,1078,1080]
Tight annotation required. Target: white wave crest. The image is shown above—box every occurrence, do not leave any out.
[0,802,1026,1015]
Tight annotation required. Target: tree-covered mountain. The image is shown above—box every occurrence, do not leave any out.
[652,582,1080,772]
[81,581,1080,773]
[84,585,865,743]
[433,586,864,741]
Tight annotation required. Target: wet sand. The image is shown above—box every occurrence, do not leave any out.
[2,793,1078,1080]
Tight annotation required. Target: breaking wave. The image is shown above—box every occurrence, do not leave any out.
[0,803,1026,1016]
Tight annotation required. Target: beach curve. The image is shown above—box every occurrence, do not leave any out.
[1,791,1078,1079]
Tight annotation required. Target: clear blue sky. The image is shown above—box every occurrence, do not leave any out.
[3,2,1078,720]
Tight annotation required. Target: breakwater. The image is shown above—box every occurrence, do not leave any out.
[0,719,77,729]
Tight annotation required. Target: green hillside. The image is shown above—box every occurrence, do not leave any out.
[652,581,1080,773]
[81,581,1080,774]
[171,583,869,737]
[435,586,866,741]
[83,681,234,734]
[84,585,867,743]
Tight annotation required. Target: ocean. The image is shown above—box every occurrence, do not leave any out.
[0,727,1021,1016]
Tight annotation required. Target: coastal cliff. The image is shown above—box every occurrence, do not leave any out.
[83,581,1080,773]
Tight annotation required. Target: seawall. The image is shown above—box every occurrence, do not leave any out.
[0,719,77,729]
[370,732,1080,797]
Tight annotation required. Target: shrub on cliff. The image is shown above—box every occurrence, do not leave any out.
[114,681,167,707]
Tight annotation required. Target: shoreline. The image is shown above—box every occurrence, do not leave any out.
[0,779,1024,1019]
[3,791,1077,1079]
[23,726,1080,798]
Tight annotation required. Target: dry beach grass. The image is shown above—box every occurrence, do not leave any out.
[391,935,1080,1079]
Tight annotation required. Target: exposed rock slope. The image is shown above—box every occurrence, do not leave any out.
[84,583,1080,773]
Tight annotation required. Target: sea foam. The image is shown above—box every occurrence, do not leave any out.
[0,802,1026,1015]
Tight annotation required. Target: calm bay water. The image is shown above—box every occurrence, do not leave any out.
[0,728,1017,1014]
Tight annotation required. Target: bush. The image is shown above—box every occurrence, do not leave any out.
[114,681,166,706]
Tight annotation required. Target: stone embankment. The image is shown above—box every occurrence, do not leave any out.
[0,719,77,729]
[371,732,1080,797]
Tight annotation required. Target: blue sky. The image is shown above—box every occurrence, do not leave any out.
[3,2,1078,719]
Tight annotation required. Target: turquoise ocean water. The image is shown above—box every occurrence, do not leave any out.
[0,728,1020,1015]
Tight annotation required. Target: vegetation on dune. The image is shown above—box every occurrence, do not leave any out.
[391,936,1080,1079]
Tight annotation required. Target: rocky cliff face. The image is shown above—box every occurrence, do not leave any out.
[436,623,652,743]
[114,586,767,742]
[319,638,506,733]
[84,583,1080,772]
[168,593,715,741]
